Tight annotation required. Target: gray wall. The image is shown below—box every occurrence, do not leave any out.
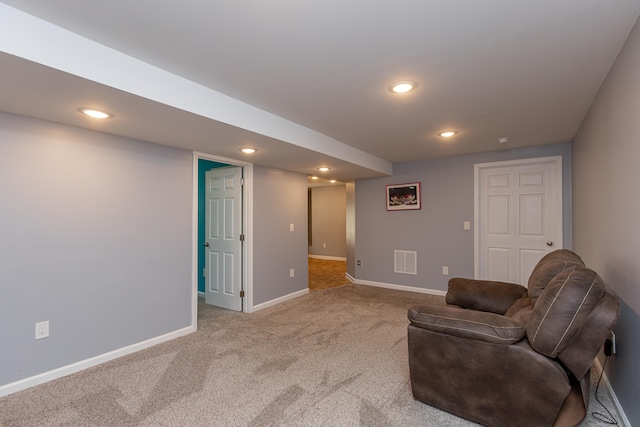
[346,183,356,276]
[0,112,314,388]
[0,112,192,387]
[353,143,572,292]
[253,165,309,305]
[572,16,640,426]
[309,185,346,258]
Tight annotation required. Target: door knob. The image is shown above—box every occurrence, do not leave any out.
[546,241,553,246]
[204,242,210,247]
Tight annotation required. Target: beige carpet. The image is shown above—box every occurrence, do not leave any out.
[0,285,622,426]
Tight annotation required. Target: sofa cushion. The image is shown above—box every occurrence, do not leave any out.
[527,265,606,357]
[408,305,526,345]
[527,250,584,303]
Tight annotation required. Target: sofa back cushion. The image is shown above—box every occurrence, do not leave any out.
[558,291,620,379]
[527,250,584,303]
[527,265,606,358]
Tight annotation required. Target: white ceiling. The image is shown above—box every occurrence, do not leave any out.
[1,1,640,182]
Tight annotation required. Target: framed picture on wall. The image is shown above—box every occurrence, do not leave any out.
[386,182,421,211]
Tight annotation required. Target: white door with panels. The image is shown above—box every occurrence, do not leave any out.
[475,156,562,286]
[205,166,243,311]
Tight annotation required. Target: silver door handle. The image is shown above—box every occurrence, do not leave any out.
[546,241,553,246]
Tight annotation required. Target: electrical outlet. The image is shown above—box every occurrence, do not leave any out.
[290,268,295,278]
[357,260,362,266]
[35,321,49,340]
[442,266,449,275]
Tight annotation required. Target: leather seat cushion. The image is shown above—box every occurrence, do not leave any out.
[409,305,526,345]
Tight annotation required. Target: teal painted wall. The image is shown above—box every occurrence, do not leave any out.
[198,159,228,293]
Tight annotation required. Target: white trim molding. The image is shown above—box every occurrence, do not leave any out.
[252,288,309,312]
[350,277,447,297]
[0,326,195,398]
[308,254,347,261]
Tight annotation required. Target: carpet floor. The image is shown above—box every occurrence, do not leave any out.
[0,284,622,426]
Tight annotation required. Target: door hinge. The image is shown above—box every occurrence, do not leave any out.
[240,177,245,186]
[240,290,245,298]
[240,234,245,241]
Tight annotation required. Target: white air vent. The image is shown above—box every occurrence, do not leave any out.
[394,250,417,275]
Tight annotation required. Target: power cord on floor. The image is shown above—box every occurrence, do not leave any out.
[590,351,619,425]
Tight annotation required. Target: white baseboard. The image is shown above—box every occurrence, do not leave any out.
[198,291,205,298]
[350,277,447,297]
[252,288,309,312]
[0,325,196,398]
[593,357,631,427]
[308,254,347,261]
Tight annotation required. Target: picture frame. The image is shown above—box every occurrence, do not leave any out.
[386,182,421,211]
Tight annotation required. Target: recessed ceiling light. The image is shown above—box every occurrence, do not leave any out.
[497,137,510,144]
[438,131,458,138]
[330,180,336,183]
[78,108,112,119]
[318,167,331,172]
[311,176,319,180]
[240,148,257,154]
[390,81,417,94]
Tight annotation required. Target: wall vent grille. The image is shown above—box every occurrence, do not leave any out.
[394,250,417,275]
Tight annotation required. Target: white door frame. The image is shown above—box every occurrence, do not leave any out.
[192,151,254,329]
[473,155,563,280]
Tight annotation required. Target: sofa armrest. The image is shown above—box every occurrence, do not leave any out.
[446,277,528,314]
[408,305,526,345]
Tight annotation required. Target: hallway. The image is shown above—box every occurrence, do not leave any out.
[308,257,351,291]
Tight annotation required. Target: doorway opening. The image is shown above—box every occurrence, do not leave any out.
[192,152,253,329]
[308,257,349,291]
[307,183,348,291]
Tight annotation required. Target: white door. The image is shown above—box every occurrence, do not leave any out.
[205,166,243,311]
[475,156,562,286]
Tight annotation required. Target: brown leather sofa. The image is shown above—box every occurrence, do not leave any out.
[407,249,620,427]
